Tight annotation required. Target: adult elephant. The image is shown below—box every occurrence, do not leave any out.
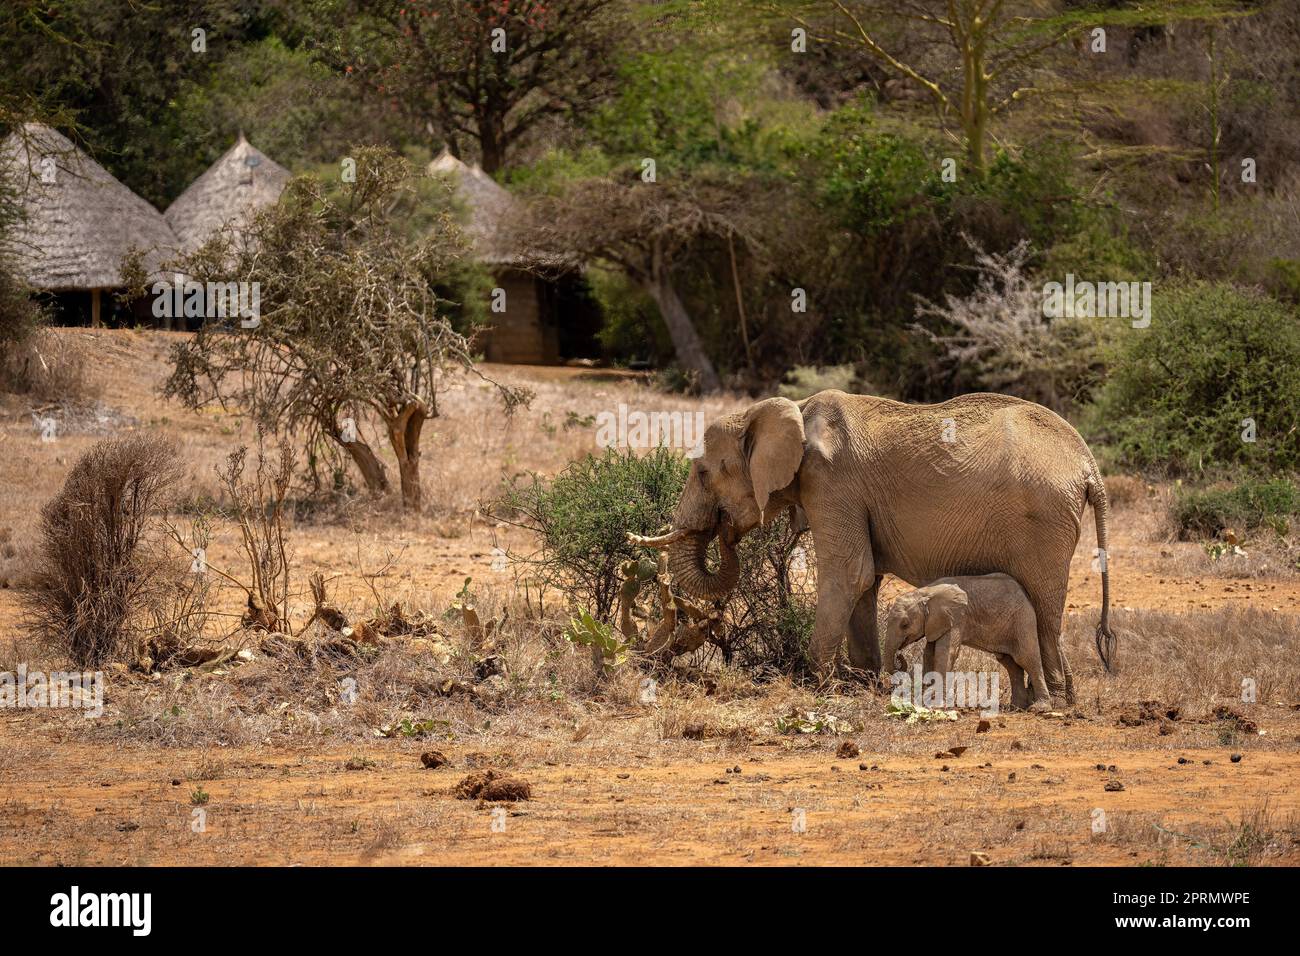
[640,391,1116,703]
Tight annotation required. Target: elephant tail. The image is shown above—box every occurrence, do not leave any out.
[1086,465,1117,674]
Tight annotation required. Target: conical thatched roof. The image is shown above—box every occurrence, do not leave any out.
[165,134,292,254]
[428,150,543,267]
[0,124,177,290]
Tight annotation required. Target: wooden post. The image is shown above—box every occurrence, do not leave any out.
[90,288,101,328]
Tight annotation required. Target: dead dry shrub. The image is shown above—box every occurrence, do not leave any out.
[217,431,293,633]
[719,514,817,676]
[26,434,181,666]
[0,327,99,403]
[1103,474,1149,510]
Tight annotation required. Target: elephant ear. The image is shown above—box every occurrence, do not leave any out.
[923,584,969,640]
[742,397,805,516]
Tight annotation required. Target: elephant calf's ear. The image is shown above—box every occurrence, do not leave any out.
[743,397,806,515]
[924,584,969,639]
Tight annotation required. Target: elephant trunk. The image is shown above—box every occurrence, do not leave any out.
[668,528,740,601]
[881,628,905,675]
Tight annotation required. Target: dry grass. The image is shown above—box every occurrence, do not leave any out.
[1,329,1298,867]
[1063,604,1300,715]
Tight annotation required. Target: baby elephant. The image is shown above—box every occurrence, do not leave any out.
[883,573,1049,710]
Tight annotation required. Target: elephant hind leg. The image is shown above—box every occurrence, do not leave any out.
[1025,585,1072,707]
[996,653,1028,710]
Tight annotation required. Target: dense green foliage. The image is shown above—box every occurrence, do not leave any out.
[1085,283,1300,476]
[1172,479,1300,540]
[494,447,688,621]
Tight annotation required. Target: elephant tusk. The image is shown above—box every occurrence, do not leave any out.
[626,528,689,549]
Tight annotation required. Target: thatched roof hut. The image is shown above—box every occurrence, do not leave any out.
[165,133,291,254]
[427,151,595,364]
[427,150,526,267]
[0,124,177,323]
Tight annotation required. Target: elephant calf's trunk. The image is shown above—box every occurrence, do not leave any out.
[668,529,740,601]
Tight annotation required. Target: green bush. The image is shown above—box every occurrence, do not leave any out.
[493,447,688,621]
[777,364,862,400]
[1085,282,1300,475]
[1172,479,1300,540]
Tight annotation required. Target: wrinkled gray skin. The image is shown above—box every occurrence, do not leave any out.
[883,575,1050,711]
[666,390,1113,704]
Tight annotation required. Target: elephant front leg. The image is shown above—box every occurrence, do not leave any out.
[930,630,956,707]
[847,577,883,675]
[805,512,875,680]
[807,589,857,681]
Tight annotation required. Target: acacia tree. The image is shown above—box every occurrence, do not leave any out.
[327,0,622,173]
[160,146,527,510]
[773,0,1248,176]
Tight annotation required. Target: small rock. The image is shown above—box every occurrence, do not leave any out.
[970,851,992,866]
[976,720,991,733]
[1104,780,1125,792]
[1230,753,1243,763]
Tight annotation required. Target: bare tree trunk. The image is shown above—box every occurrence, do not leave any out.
[342,439,390,496]
[644,272,721,393]
[478,112,506,174]
[383,403,427,511]
[324,420,390,496]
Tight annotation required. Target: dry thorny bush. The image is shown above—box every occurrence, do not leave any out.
[24,433,182,667]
